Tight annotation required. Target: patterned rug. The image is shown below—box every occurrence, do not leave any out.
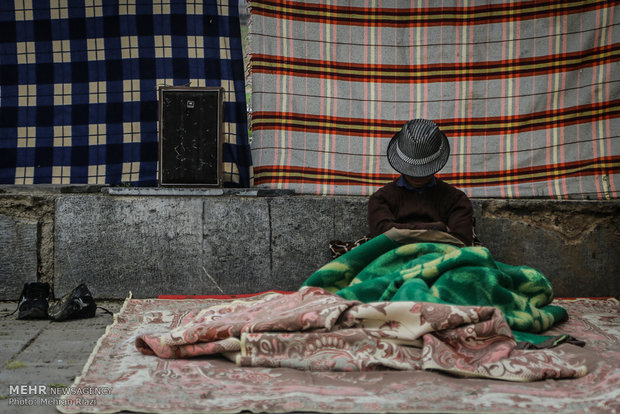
[58,296,619,413]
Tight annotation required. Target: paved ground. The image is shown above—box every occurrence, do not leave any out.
[0,301,124,414]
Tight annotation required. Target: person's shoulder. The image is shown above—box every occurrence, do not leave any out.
[370,178,399,197]
[436,177,461,191]
[435,178,470,200]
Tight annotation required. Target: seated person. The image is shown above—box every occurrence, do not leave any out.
[368,119,474,246]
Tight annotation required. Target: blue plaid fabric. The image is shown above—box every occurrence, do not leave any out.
[0,0,251,187]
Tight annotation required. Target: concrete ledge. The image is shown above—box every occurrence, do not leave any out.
[53,193,370,299]
[1,186,618,300]
[103,187,295,197]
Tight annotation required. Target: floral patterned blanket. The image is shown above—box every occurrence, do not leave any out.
[136,287,586,381]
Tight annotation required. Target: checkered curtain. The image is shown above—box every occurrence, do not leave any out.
[0,0,251,187]
[249,0,619,198]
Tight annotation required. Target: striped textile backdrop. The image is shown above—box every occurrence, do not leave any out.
[0,0,251,187]
[249,0,619,198]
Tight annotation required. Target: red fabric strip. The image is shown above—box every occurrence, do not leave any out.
[252,100,620,137]
[253,155,620,187]
[251,0,609,27]
[251,44,620,83]
[158,290,294,300]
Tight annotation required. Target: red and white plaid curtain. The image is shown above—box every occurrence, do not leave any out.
[249,0,619,198]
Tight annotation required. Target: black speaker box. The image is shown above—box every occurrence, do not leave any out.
[158,86,224,186]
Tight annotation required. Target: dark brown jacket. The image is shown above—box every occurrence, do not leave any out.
[368,177,474,246]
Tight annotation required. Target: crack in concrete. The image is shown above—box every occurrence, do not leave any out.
[8,322,51,364]
[201,266,224,294]
[267,199,274,277]
[0,195,55,289]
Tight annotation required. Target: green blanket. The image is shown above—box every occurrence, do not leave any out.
[303,229,568,344]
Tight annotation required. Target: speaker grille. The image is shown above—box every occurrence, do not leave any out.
[158,87,223,186]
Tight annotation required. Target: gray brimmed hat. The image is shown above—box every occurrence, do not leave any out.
[386,119,450,177]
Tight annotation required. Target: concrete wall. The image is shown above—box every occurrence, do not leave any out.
[0,190,54,300]
[1,186,618,300]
